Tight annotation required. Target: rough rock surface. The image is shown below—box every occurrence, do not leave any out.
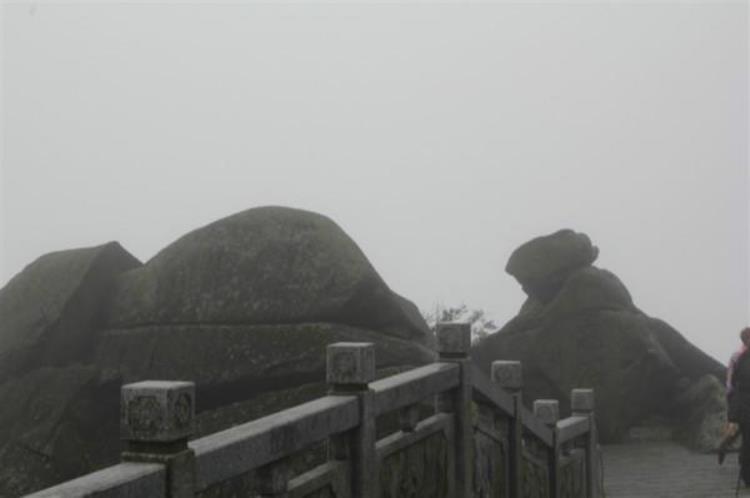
[107,206,430,345]
[94,322,434,409]
[505,229,599,303]
[670,374,728,451]
[0,242,141,382]
[0,366,120,497]
[0,206,433,496]
[474,229,726,447]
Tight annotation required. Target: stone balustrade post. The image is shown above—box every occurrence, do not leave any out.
[572,388,598,498]
[492,361,523,498]
[327,342,377,498]
[534,399,560,498]
[436,322,473,498]
[121,380,196,498]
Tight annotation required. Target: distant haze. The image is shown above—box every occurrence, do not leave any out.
[2,2,747,363]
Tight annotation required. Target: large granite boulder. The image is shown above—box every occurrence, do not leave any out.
[94,322,433,410]
[96,206,435,409]
[0,366,120,498]
[474,229,726,446]
[0,206,434,496]
[107,206,430,345]
[506,229,599,303]
[0,242,141,381]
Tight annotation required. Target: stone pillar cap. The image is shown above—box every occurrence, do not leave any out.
[533,399,560,426]
[436,322,471,356]
[327,342,376,386]
[491,361,522,390]
[121,380,195,443]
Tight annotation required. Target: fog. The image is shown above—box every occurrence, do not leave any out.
[1,1,747,363]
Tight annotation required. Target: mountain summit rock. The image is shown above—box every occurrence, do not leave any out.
[0,206,433,496]
[474,229,726,448]
[506,229,600,303]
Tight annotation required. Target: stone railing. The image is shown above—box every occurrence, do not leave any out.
[25,323,600,498]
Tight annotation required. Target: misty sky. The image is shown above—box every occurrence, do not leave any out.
[1,1,747,363]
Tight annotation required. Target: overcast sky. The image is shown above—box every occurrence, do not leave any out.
[1,1,747,363]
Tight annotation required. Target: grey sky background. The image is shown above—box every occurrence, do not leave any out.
[1,2,747,363]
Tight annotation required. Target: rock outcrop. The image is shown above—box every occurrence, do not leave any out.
[0,206,433,496]
[94,323,432,408]
[473,229,726,448]
[0,366,121,496]
[106,207,429,344]
[506,229,599,303]
[0,242,141,382]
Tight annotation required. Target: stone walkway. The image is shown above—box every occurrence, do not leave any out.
[603,442,750,497]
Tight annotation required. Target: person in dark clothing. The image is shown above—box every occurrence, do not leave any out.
[727,327,750,484]
[718,328,750,464]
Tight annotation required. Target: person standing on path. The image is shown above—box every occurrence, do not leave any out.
[725,327,750,483]
[719,329,750,463]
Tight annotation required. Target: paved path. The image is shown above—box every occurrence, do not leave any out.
[603,442,749,497]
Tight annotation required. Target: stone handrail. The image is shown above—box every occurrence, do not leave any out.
[25,323,599,498]
[23,462,166,497]
[370,362,460,415]
[191,395,360,491]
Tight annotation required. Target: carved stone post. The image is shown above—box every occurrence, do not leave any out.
[492,361,523,498]
[436,322,473,498]
[121,380,196,498]
[572,388,598,498]
[534,399,560,498]
[327,342,377,498]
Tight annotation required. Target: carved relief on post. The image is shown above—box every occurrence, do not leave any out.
[326,342,376,388]
[491,361,522,392]
[121,380,196,498]
[436,322,471,358]
[121,380,195,444]
[532,400,559,428]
